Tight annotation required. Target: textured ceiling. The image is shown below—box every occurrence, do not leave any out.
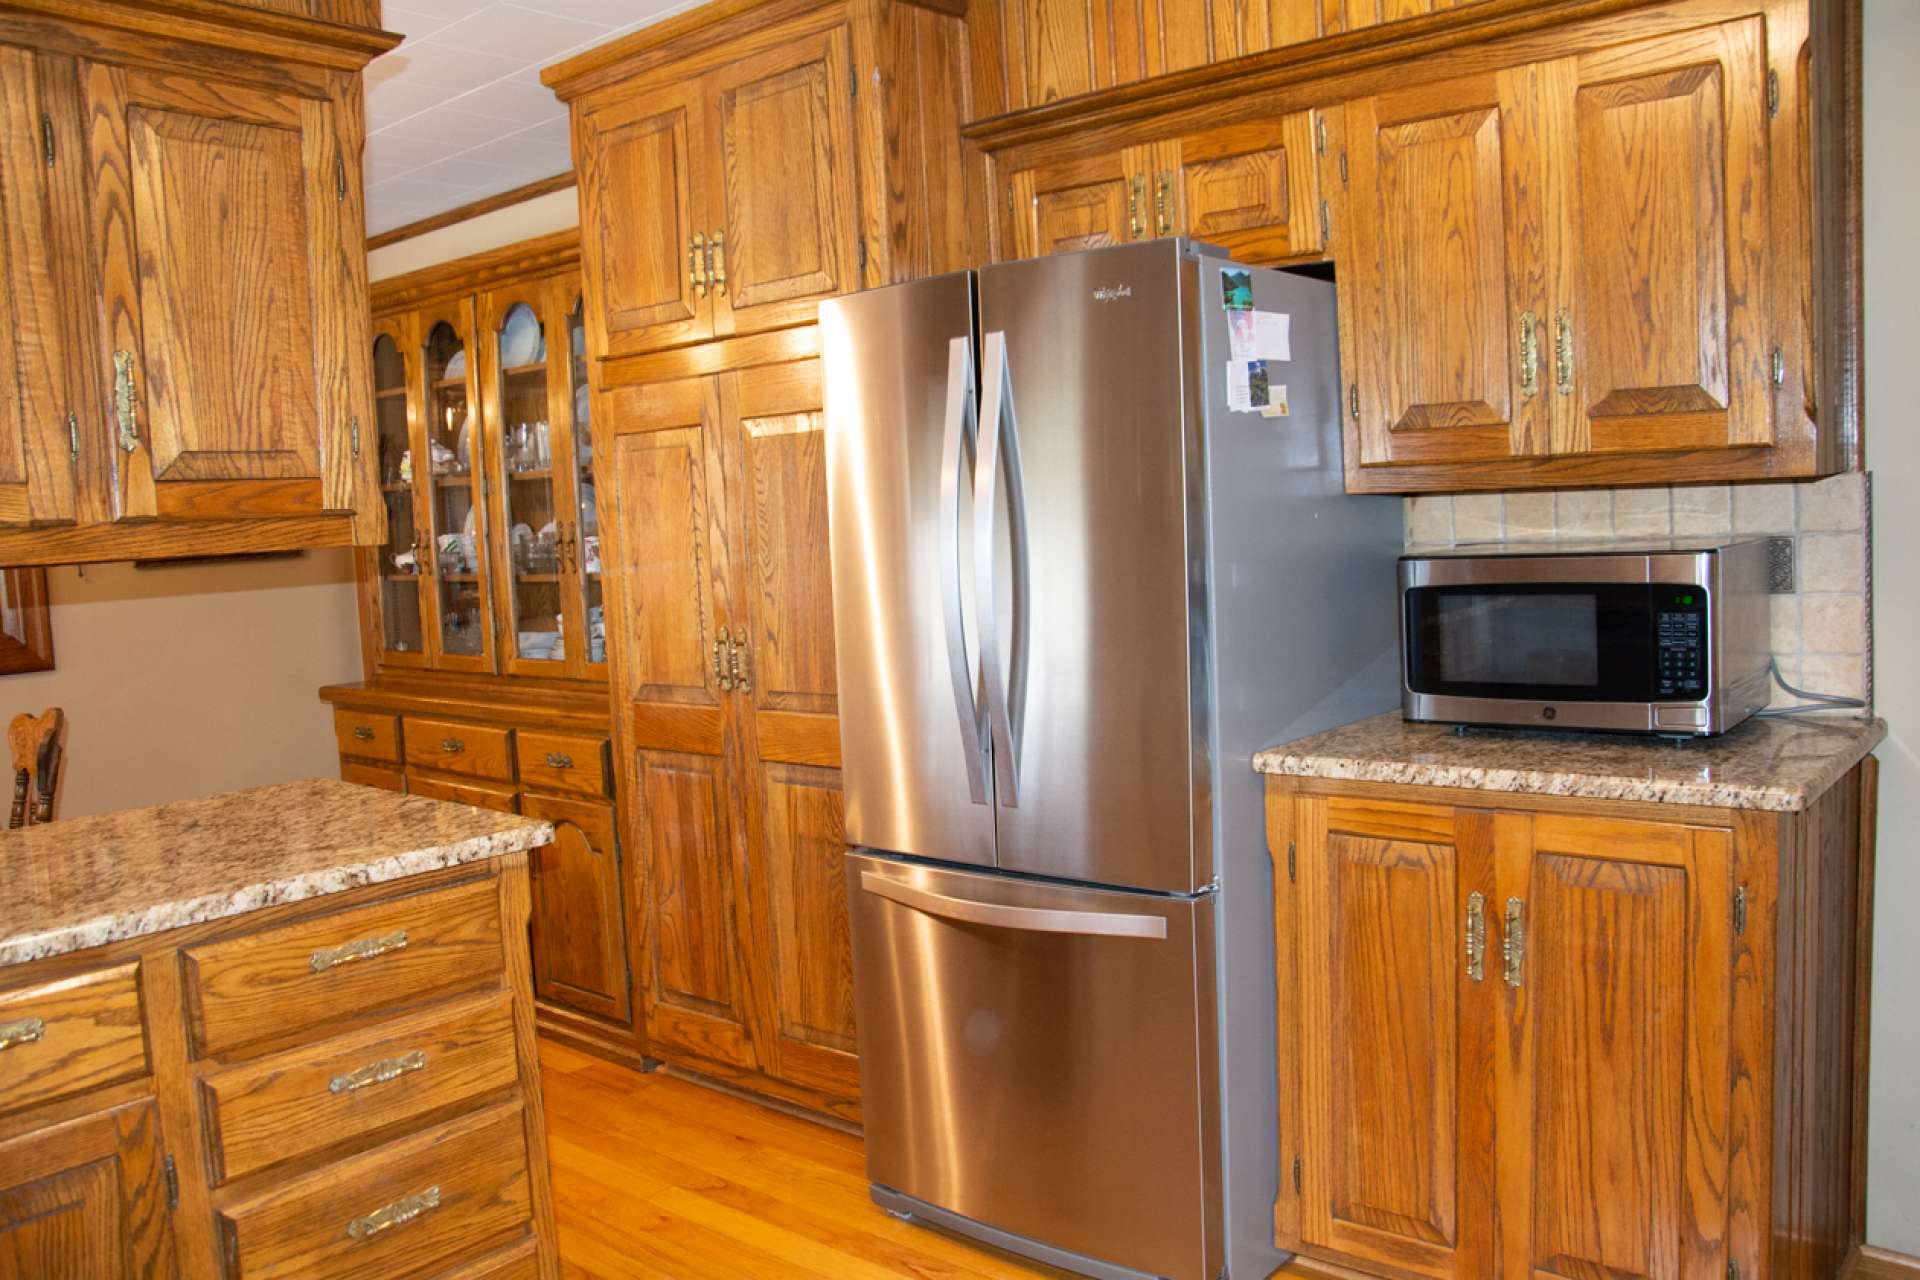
[364,0,696,235]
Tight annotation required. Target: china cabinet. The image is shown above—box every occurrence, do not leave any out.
[0,0,396,565]
[324,230,634,1070]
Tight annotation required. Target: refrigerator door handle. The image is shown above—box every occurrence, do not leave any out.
[859,871,1168,940]
[939,334,990,805]
[975,330,1030,807]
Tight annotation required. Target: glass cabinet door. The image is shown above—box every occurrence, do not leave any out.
[566,293,606,676]
[371,319,427,663]
[481,284,567,675]
[419,301,494,670]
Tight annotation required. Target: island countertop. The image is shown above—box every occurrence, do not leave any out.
[1253,711,1886,812]
[0,778,553,967]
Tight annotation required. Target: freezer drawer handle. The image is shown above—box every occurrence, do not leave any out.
[860,871,1167,940]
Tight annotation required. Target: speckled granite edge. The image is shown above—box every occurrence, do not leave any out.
[0,823,551,968]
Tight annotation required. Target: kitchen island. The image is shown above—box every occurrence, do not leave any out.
[0,778,559,1279]
[1257,712,1883,1280]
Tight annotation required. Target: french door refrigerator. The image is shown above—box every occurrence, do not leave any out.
[820,239,1400,1280]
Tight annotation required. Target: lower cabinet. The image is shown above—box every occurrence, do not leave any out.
[0,1100,175,1278]
[1269,768,1875,1280]
[520,792,630,1027]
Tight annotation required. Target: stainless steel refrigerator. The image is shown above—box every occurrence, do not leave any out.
[820,239,1400,1280]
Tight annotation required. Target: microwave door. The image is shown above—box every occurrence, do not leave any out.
[822,274,995,867]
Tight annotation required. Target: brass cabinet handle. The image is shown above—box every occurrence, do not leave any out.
[347,1186,440,1241]
[730,637,750,695]
[689,231,708,299]
[1154,170,1172,236]
[712,625,734,691]
[1127,174,1145,239]
[351,725,375,742]
[1518,311,1540,399]
[544,752,573,770]
[1553,308,1573,396]
[709,230,727,294]
[441,737,465,754]
[0,1016,45,1051]
[329,1049,426,1096]
[1465,891,1486,983]
[311,929,408,973]
[1502,897,1526,987]
[113,350,139,452]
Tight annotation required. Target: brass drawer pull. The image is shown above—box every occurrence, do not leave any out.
[544,752,573,770]
[730,637,750,695]
[113,350,139,452]
[310,929,409,974]
[1464,891,1486,983]
[1553,308,1574,396]
[1154,170,1172,236]
[346,1185,440,1241]
[330,1049,426,1096]
[441,737,465,754]
[1502,897,1526,987]
[0,1016,45,1051]
[1127,174,1145,239]
[351,725,375,741]
[709,230,727,294]
[711,625,734,692]
[1518,311,1539,399]
[689,231,707,299]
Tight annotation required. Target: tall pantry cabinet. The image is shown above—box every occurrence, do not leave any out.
[545,0,970,1119]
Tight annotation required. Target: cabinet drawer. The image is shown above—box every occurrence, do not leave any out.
[184,878,503,1058]
[407,774,518,814]
[516,731,609,798]
[217,1098,532,1280]
[0,962,147,1115]
[404,717,514,782]
[340,761,405,793]
[426,1237,539,1280]
[200,991,520,1183]
[333,710,400,764]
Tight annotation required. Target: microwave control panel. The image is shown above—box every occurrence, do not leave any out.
[1654,585,1709,699]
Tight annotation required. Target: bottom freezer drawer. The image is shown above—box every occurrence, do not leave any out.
[847,852,1220,1280]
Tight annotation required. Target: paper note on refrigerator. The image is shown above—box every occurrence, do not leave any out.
[1252,310,1291,361]
[1225,361,1252,412]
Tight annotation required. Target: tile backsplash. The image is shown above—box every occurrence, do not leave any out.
[1403,473,1874,710]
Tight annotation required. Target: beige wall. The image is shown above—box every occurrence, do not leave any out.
[1863,0,1919,1252]
[2,552,363,820]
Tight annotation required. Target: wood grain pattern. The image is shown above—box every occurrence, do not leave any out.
[517,731,611,799]
[332,707,400,763]
[0,1099,173,1280]
[403,716,515,783]
[199,989,520,1183]
[339,760,405,792]
[407,773,519,812]
[519,793,630,1025]
[1007,147,1132,258]
[0,962,147,1119]
[184,877,503,1057]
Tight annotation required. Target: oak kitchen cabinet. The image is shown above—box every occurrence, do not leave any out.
[0,0,396,565]
[1268,762,1876,1279]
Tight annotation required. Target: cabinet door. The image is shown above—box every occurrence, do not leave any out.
[1493,813,1735,1280]
[0,1100,175,1279]
[705,28,860,337]
[1156,111,1324,262]
[1554,20,1772,458]
[416,297,498,674]
[0,46,80,528]
[369,314,429,667]
[1005,148,1137,260]
[722,360,857,1103]
[1342,71,1549,470]
[521,792,631,1027]
[82,63,355,524]
[558,289,606,680]
[1283,795,1495,1278]
[574,80,710,360]
[603,373,758,1071]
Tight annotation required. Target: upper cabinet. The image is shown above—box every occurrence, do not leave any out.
[0,2,397,563]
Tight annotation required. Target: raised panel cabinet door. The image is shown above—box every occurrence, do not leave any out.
[1492,813,1736,1280]
[0,46,80,528]
[1164,111,1324,262]
[521,792,631,1027]
[369,313,429,667]
[0,1099,175,1279]
[705,27,859,336]
[82,64,354,524]
[574,79,709,360]
[1342,71,1549,470]
[602,374,757,1071]
[1555,20,1772,458]
[414,298,498,673]
[1285,795,1495,1279]
[1006,148,1136,259]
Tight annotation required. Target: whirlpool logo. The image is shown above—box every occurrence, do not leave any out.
[1091,284,1133,303]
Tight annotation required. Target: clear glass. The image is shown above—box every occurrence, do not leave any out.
[496,301,562,663]
[423,320,484,657]
[372,334,422,654]
[568,296,604,666]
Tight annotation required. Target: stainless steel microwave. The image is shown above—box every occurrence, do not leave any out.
[1399,539,1773,736]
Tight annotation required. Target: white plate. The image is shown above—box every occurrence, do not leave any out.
[501,305,541,366]
[444,349,465,379]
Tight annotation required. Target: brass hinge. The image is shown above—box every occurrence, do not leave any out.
[1292,1155,1302,1194]
[1767,70,1779,117]
[849,62,858,98]
[40,112,53,167]
[349,413,361,459]
[1286,840,1296,883]
[1734,884,1748,935]
[1729,1261,1740,1280]
[1318,201,1330,244]
[1349,383,1359,420]
[66,412,78,462]
[1338,149,1348,186]
[334,148,347,201]
[1771,348,1785,386]
[164,1155,179,1210]
[858,237,868,271]
[1314,116,1327,156]
[1005,185,1015,223]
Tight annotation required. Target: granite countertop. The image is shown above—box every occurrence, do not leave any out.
[0,778,553,967]
[1254,712,1887,812]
